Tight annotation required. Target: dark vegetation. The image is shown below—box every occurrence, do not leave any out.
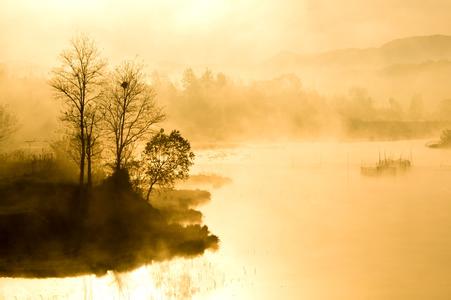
[427,129,451,148]
[0,35,218,278]
[0,168,217,278]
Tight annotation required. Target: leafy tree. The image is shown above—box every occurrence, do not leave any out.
[142,129,195,201]
[49,34,106,188]
[102,61,165,172]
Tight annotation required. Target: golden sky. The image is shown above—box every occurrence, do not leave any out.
[1,0,451,70]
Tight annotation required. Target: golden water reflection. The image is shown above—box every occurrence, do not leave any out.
[2,140,451,299]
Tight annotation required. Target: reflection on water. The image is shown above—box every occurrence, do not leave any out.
[0,256,225,299]
[2,140,451,299]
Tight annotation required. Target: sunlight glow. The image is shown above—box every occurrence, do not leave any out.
[173,0,229,28]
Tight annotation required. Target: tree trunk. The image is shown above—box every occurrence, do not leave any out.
[87,147,92,188]
[86,125,93,189]
[115,152,121,173]
[115,87,127,173]
[79,112,85,189]
[146,185,153,202]
[79,137,85,188]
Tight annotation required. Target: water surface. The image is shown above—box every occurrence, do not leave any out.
[2,140,451,300]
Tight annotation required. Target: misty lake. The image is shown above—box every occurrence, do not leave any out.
[1,140,451,300]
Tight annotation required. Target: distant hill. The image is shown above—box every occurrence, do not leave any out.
[380,35,451,64]
[265,35,451,70]
[262,35,451,104]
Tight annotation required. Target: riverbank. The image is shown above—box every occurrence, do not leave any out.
[0,172,218,278]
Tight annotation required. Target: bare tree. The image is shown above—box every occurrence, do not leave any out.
[0,104,17,144]
[50,35,106,188]
[84,105,104,187]
[102,61,165,172]
[142,129,194,202]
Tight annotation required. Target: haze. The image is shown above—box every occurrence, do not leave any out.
[2,0,451,73]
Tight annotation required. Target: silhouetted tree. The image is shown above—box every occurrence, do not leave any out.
[84,107,103,187]
[0,104,17,144]
[102,61,165,172]
[142,129,194,201]
[50,34,106,188]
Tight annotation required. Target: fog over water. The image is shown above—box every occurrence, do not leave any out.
[194,140,451,299]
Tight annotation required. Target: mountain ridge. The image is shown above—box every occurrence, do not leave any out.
[266,34,451,69]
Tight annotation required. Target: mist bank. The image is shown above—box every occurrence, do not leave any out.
[155,70,451,144]
[1,61,451,147]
